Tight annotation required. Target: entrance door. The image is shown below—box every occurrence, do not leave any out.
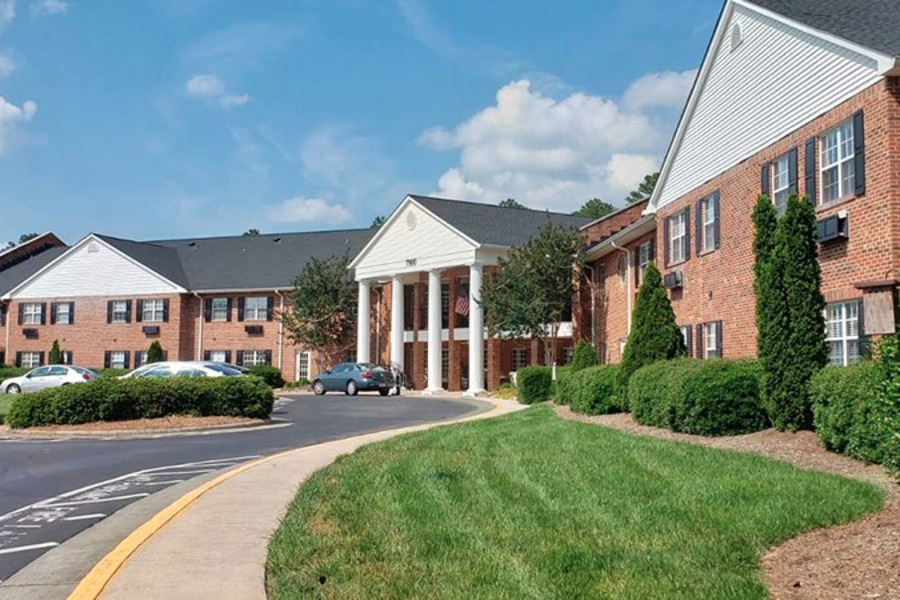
[294,350,311,381]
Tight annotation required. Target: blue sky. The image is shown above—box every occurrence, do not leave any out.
[0,0,720,244]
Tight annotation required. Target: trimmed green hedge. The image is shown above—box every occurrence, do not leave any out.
[811,363,898,467]
[629,359,768,436]
[552,366,572,405]
[249,365,285,388]
[568,365,621,415]
[0,366,28,381]
[6,376,274,428]
[516,366,552,405]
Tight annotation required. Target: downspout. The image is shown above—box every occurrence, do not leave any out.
[610,240,634,334]
[275,290,285,372]
[375,285,382,363]
[193,293,203,360]
[4,300,9,365]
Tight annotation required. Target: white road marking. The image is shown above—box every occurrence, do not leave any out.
[0,542,59,555]
[62,513,106,522]
[148,470,214,476]
[144,479,185,486]
[4,525,41,529]
[46,493,151,508]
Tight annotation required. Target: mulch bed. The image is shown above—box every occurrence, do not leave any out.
[555,405,900,600]
[0,415,267,437]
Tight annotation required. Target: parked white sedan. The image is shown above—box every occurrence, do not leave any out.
[119,361,244,379]
[1,365,97,394]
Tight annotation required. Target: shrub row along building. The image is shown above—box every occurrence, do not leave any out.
[1,0,896,390]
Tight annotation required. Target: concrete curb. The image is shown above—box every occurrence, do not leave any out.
[0,419,285,440]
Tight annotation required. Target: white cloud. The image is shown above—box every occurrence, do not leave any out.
[0,95,37,155]
[0,51,14,78]
[0,1,15,34]
[182,21,302,74]
[301,125,391,195]
[419,78,672,212]
[185,74,249,109]
[265,196,353,225]
[31,0,68,17]
[623,70,697,111]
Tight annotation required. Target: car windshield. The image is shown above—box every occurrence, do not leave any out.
[204,363,242,376]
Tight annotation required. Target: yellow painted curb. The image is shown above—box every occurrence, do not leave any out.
[65,448,296,600]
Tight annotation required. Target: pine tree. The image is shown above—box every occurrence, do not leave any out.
[49,340,63,365]
[616,263,686,394]
[765,195,828,430]
[752,195,781,415]
[147,341,165,364]
[570,339,598,372]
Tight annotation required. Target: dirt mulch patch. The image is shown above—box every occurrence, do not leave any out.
[555,405,900,600]
[0,415,268,438]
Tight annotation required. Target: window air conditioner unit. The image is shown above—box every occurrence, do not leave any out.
[142,326,160,336]
[664,272,684,290]
[817,212,849,243]
[245,325,264,335]
[22,328,39,339]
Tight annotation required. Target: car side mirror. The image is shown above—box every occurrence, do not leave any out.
[325,370,332,375]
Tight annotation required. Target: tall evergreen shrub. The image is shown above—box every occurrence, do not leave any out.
[570,339,597,373]
[49,340,63,365]
[616,263,685,395]
[147,341,165,364]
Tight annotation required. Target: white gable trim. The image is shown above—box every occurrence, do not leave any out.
[3,234,188,299]
[348,195,482,270]
[648,0,895,214]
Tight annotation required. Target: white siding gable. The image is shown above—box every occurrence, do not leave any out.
[353,199,478,280]
[656,2,884,208]
[10,238,183,299]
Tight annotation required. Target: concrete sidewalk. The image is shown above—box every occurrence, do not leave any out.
[91,398,524,600]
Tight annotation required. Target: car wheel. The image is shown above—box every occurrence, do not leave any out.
[379,389,389,397]
[6,384,20,394]
[346,380,358,396]
[313,381,326,396]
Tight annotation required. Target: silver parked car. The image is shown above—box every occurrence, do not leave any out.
[119,361,244,379]
[1,365,98,394]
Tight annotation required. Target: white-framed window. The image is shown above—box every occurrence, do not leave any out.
[242,350,270,367]
[21,351,42,368]
[771,154,790,214]
[211,350,228,364]
[700,195,718,253]
[511,348,528,371]
[669,211,687,264]
[111,300,129,324]
[54,302,72,325]
[135,351,149,367]
[637,242,652,286]
[820,121,855,204]
[23,303,43,325]
[211,298,229,322]
[679,326,692,356]
[295,350,310,380]
[244,297,268,321]
[703,322,718,359]
[110,351,128,369]
[826,301,861,366]
[142,299,165,322]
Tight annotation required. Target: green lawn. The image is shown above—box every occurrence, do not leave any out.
[267,406,884,600]
[0,395,13,425]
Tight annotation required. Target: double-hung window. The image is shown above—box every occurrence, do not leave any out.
[142,299,165,322]
[54,302,72,325]
[703,322,720,359]
[700,194,719,254]
[669,211,687,264]
[210,350,228,364]
[679,325,692,357]
[244,297,268,321]
[109,351,128,369]
[22,303,43,325]
[21,352,42,368]
[820,121,855,204]
[211,298,229,322]
[825,301,861,366]
[771,154,790,214]
[111,300,129,324]
[511,348,528,371]
[637,242,652,286]
[241,349,270,367]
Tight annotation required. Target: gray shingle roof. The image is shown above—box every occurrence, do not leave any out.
[96,235,190,289]
[0,246,68,296]
[410,195,592,248]
[749,0,900,56]
[149,229,375,291]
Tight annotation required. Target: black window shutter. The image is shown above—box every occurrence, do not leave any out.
[162,299,170,323]
[694,200,702,255]
[50,302,58,325]
[107,301,113,324]
[683,207,691,259]
[760,162,770,197]
[237,298,245,322]
[663,217,671,267]
[685,326,693,358]
[125,300,132,324]
[713,191,721,250]
[135,351,142,367]
[0,306,5,327]
[235,350,244,366]
[40,303,47,325]
[226,298,233,322]
[135,300,144,323]
[804,137,817,205]
[63,351,72,365]
[123,351,130,370]
[15,351,22,367]
[162,350,168,360]
[38,352,45,366]
[853,109,866,196]
[633,247,641,287]
[17,303,24,325]
[266,297,274,321]
[204,350,211,361]
[649,238,656,263]
[69,302,75,325]
[203,299,212,322]
[264,350,273,365]
[695,324,703,359]
[224,350,232,364]
[788,147,799,195]
[104,351,111,369]
[716,320,724,358]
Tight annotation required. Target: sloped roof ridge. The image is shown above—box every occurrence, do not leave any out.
[409,193,591,220]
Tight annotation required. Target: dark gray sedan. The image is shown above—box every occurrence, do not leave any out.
[312,363,393,396]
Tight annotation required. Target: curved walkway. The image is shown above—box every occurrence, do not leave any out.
[555,406,900,600]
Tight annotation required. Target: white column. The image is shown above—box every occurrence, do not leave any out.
[356,280,371,364]
[465,262,485,397]
[390,276,404,369]
[425,268,444,394]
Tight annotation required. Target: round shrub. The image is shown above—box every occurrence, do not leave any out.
[516,366,552,405]
[568,365,620,415]
[628,359,768,436]
[6,376,274,428]
[248,365,285,388]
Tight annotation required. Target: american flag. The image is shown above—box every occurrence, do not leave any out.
[455,289,469,317]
